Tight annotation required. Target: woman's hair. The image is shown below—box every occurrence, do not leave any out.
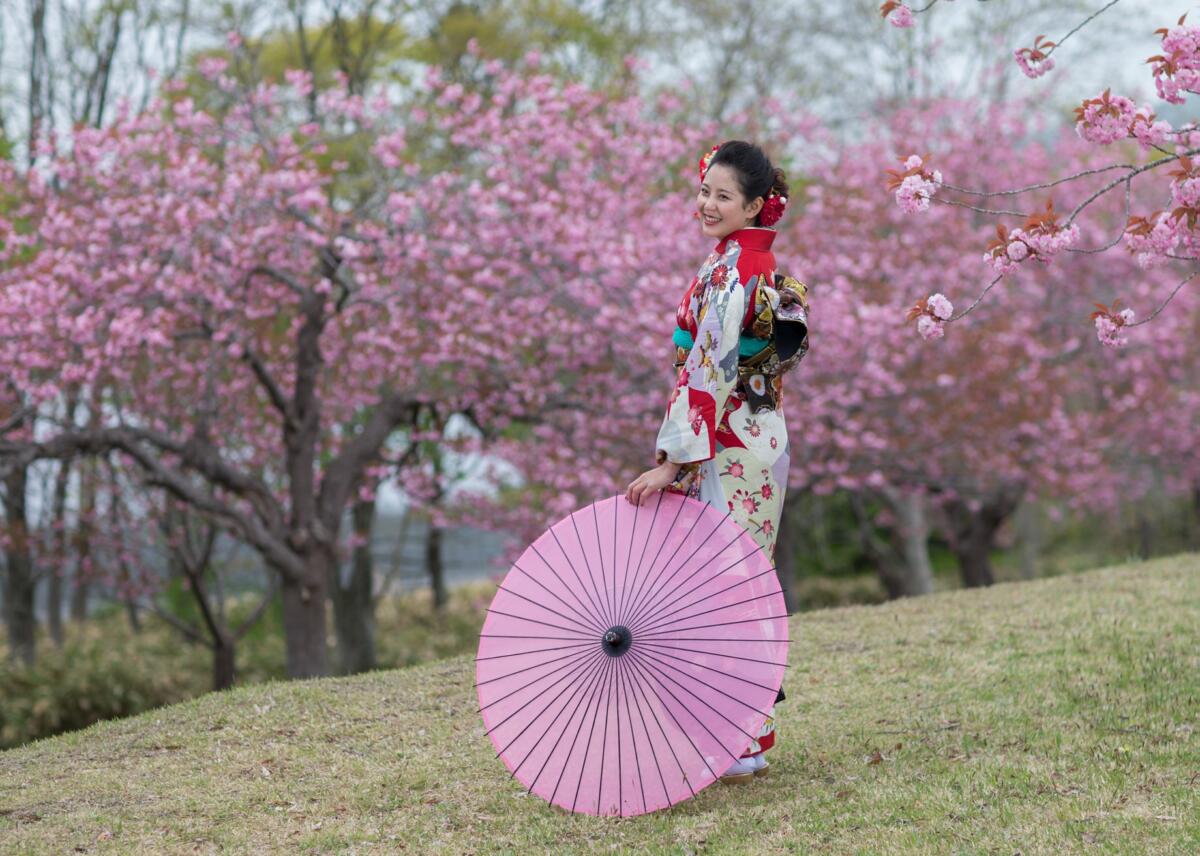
[709,140,789,227]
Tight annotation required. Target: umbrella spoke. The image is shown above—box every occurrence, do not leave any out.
[620,658,675,808]
[634,646,772,719]
[627,649,757,750]
[476,645,597,697]
[571,657,615,814]
[475,640,595,662]
[614,489,655,628]
[634,564,777,633]
[512,560,607,634]
[635,639,789,668]
[615,660,648,815]
[485,608,595,639]
[624,653,700,801]
[616,494,690,628]
[624,519,742,630]
[527,646,612,798]
[600,501,619,643]
[636,613,790,638]
[496,583,602,636]
[564,508,613,629]
[489,649,605,745]
[534,535,609,633]
[548,654,613,809]
[630,640,780,694]
[637,591,781,638]
[625,652,732,780]
[502,652,609,774]
[480,633,600,640]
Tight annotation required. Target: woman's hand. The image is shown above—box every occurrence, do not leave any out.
[624,461,683,506]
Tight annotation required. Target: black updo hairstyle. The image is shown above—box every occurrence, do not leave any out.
[708,140,789,227]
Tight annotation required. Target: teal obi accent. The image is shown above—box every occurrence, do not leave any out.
[673,326,769,358]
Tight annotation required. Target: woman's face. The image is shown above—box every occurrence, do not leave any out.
[697,163,763,240]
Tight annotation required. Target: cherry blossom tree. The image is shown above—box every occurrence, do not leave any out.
[776,98,1198,590]
[879,3,1200,347]
[0,48,705,677]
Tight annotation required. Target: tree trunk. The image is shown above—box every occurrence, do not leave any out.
[213,634,236,691]
[890,490,934,597]
[280,557,329,679]
[426,517,447,611]
[2,465,37,666]
[71,458,97,623]
[124,598,142,634]
[852,489,933,599]
[1136,507,1153,560]
[1015,499,1039,580]
[942,486,1022,589]
[47,457,71,647]
[47,564,64,647]
[332,499,377,675]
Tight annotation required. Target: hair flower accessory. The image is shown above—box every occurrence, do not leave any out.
[698,143,721,182]
[759,191,787,227]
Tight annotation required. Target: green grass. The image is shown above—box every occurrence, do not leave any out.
[1,555,1197,854]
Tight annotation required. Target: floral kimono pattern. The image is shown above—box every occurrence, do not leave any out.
[654,225,791,760]
[655,227,790,564]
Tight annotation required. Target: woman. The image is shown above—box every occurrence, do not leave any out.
[624,139,805,784]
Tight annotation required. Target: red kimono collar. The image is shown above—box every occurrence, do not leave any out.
[715,227,777,255]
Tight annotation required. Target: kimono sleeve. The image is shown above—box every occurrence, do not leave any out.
[654,266,748,465]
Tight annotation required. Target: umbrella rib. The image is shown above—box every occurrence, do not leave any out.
[547,652,613,810]
[480,634,598,641]
[591,501,617,634]
[638,635,792,643]
[600,501,619,643]
[637,591,781,638]
[617,489,663,624]
[525,646,612,799]
[613,489,646,626]
[623,510,736,629]
[617,493,689,627]
[634,565,778,633]
[615,641,624,816]
[629,641,780,694]
[534,536,609,633]
[476,640,595,663]
[635,639,788,669]
[636,613,791,638]
[615,660,649,815]
[619,657,700,797]
[626,649,757,750]
[596,635,615,815]
[624,487,672,619]
[624,518,741,630]
[571,657,615,814]
[485,608,595,639]
[622,660,676,808]
[625,652,730,781]
[502,652,609,775]
[476,644,597,697]
[564,510,613,629]
[633,647,772,719]
[488,649,605,746]
[513,560,607,634]
[496,583,602,636]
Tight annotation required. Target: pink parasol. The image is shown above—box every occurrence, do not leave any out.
[475,491,789,816]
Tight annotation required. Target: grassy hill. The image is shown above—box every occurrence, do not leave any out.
[1,556,1197,855]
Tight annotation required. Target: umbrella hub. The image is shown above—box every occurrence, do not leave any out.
[601,625,633,657]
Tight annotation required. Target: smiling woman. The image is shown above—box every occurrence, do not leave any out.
[623,139,809,783]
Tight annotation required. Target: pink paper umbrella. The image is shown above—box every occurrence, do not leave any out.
[475,491,789,816]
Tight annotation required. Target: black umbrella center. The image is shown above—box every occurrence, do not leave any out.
[602,625,632,657]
